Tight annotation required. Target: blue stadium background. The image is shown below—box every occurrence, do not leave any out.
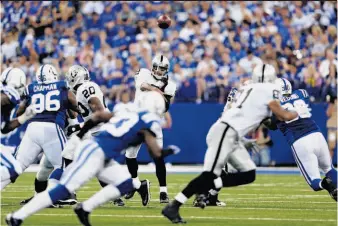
[1,1,337,165]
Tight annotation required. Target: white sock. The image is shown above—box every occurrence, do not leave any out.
[1,179,11,190]
[175,192,188,204]
[214,177,223,189]
[160,186,167,193]
[13,191,52,220]
[132,177,141,189]
[209,189,219,196]
[82,184,121,212]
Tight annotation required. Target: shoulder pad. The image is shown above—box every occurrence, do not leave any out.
[164,80,177,97]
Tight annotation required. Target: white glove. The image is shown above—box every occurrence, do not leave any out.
[62,135,81,160]
[18,105,37,124]
[168,145,181,155]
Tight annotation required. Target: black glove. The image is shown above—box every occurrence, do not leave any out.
[66,124,82,137]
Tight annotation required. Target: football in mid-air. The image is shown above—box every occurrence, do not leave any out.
[157,15,171,29]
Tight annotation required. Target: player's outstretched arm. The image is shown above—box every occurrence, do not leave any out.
[77,111,114,139]
[268,100,298,121]
[1,93,11,108]
[1,105,37,134]
[142,129,181,158]
[88,96,105,113]
[67,90,81,114]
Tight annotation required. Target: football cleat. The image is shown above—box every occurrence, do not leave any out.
[124,189,136,200]
[5,213,22,226]
[160,192,169,203]
[321,177,337,202]
[112,198,125,207]
[74,203,91,226]
[137,179,150,206]
[162,203,186,224]
[206,194,226,207]
[19,196,33,205]
[193,194,207,209]
[56,193,77,206]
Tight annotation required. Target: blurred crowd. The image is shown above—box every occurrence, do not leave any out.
[1,1,337,104]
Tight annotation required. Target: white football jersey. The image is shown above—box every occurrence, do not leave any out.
[134,68,176,104]
[221,83,280,137]
[76,81,109,122]
[113,102,137,113]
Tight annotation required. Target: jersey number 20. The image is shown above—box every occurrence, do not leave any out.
[31,90,60,113]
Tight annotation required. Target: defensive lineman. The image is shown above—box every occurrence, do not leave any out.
[1,67,37,189]
[1,64,80,190]
[125,54,177,203]
[162,64,299,223]
[272,78,337,200]
[6,91,179,226]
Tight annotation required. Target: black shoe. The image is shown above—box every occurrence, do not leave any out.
[206,194,226,206]
[56,193,77,206]
[162,203,186,224]
[160,192,169,203]
[137,179,150,206]
[20,196,33,205]
[124,189,136,199]
[74,203,91,226]
[5,213,22,226]
[321,177,337,201]
[112,198,125,207]
[193,194,207,209]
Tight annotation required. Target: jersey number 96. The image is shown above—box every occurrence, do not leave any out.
[31,90,61,113]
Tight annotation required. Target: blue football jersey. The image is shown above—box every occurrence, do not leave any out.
[94,111,162,159]
[1,84,21,124]
[276,89,320,144]
[25,81,69,129]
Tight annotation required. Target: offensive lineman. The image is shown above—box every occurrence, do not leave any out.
[1,64,80,190]
[6,91,179,226]
[272,78,337,200]
[124,54,177,203]
[193,80,258,207]
[162,64,299,223]
[1,67,37,189]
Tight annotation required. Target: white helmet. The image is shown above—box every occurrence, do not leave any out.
[136,91,165,116]
[242,79,253,87]
[1,67,27,95]
[36,64,58,83]
[151,54,170,80]
[275,78,292,96]
[66,65,90,91]
[252,64,276,84]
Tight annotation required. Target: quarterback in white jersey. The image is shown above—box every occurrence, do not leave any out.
[124,54,177,203]
[163,64,299,223]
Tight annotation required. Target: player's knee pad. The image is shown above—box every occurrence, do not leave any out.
[49,168,64,181]
[36,165,54,181]
[116,178,134,195]
[48,184,70,203]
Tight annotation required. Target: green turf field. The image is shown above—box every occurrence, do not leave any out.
[1,173,337,226]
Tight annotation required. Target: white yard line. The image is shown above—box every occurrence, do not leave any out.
[5,213,334,222]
